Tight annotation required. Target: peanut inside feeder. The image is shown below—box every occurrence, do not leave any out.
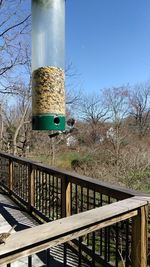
[32,66,65,130]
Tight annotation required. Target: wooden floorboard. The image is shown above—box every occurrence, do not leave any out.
[0,191,38,233]
[0,191,89,267]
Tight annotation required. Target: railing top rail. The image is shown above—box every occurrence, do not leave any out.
[0,151,150,199]
[0,196,148,265]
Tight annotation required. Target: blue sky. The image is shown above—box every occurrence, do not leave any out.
[66,0,150,93]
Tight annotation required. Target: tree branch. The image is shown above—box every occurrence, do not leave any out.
[0,14,31,37]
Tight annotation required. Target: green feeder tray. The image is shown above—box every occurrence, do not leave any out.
[32,114,65,131]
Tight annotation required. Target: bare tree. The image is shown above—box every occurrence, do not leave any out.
[0,0,31,155]
[12,102,30,155]
[80,93,109,144]
[128,84,150,138]
[2,84,31,155]
[0,103,4,149]
[103,87,130,176]
[0,0,31,94]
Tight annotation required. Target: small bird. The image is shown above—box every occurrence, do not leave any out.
[0,224,17,244]
[48,118,76,138]
[66,118,76,127]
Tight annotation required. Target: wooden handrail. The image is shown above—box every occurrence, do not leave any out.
[0,197,148,265]
[0,151,149,200]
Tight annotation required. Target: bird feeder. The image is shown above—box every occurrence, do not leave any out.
[32,0,65,130]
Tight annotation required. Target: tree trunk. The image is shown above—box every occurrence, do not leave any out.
[13,104,29,155]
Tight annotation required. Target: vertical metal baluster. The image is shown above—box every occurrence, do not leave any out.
[45,173,48,217]
[53,176,57,220]
[35,168,37,208]
[87,188,89,246]
[34,168,36,208]
[100,194,103,256]
[40,171,42,213]
[12,161,14,193]
[13,162,15,192]
[14,162,19,194]
[75,184,78,214]
[42,171,44,214]
[16,163,18,195]
[38,171,41,211]
[18,164,20,197]
[18,163,23,197]
[22,164,24,199]
[43,172,47,216]
[79,236,82,266]
[34,169,36,208]
[28,255,32,267]
[125,220,129,267]
[104,227,108,264]
[70,182,72,215]
[64,243,67,266]
[81,186,83,212]
[41,171,44,213]
[39,170,41,211]
[92,190,96,266]
[83,188,85,212]
[19,164,21,198]
[49,174,51,219]
[46,248,51,267]
[24,165,26,200]
[25,165,27,200]
[26,165,28,200]
[59,178,62,218]
[56,177,58,219]
[115,223,119,267]
[17,164,19,196]
[79,186,83,266]
[37,170,39,210]
[23,165,25,200]
[52,175,55,220]
[71,183,74,215]
[23,165,25,199]
[44,172,46,215]
[107,196,111,262]
[57,178,60,218]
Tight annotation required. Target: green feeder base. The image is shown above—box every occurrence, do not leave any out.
[32,114,65,131]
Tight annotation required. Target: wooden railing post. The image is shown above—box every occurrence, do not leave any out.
[9,158,13,195]
[132,205,148,267]
[62,176,71,218]
[28,164,35,212]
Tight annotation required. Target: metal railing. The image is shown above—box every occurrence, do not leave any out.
[0,151,149,267]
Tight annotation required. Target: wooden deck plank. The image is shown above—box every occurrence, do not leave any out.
[0,214,16,234]
[0,191,38,232]
[0,192,89,267]
[0,196,148,265]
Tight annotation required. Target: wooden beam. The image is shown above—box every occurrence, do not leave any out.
[0,197,147,265]
[61,176,71,217]
[66,179,71,217]
[132,205,148,267]
[0,211,138,265]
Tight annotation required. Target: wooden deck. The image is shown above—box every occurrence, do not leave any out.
[0,152,149,267]
[0,190,89,267]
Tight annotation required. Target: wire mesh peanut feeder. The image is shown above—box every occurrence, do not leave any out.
[32,0,65,130]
